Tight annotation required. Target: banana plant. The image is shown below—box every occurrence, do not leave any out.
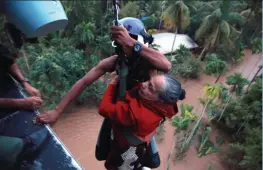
[197,126,220,157]
[203,83,225,102]
[180,103,196,120]
[172,116,189,131]
[198,126,212,153]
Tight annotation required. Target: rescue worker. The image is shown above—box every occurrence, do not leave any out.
[37,17,172,169]
[0,42,47,170]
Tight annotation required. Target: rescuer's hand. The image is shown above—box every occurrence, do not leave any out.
[18,97,43,110]
[110,26,136,57]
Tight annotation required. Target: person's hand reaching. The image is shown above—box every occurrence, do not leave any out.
[36,109,61,124]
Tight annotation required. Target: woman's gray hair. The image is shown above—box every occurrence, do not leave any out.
[158,74,185,104]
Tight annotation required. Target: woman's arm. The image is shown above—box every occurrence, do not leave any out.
[37,55,118,124]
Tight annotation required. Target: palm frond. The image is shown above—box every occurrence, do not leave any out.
[240,8,255,19]
[211,8,222,19]
[227,12,246,26]
[195,15,216,40]
[220,20,231,37]
[162,1,190,31]
[229,1,248,13]
[210,25,220,48]
[229,25,241,40]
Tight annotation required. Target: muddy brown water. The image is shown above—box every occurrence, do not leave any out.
[52,49,261,170]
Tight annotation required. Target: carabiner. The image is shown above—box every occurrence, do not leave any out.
[112,41,117,47]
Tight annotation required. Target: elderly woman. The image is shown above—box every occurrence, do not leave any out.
[98,74,185,170]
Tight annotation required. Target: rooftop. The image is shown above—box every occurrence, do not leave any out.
[151,32,198,54]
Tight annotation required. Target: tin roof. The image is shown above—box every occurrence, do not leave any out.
[151,32,198,54]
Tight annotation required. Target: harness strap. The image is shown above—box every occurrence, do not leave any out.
[122,127,145,145]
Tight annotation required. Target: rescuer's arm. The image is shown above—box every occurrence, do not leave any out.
[0,97,42,110]
[111,26,171,73]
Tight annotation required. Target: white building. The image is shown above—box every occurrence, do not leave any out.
[151,33,198,55]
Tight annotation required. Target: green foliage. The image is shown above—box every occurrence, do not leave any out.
[213,78,262,169]
[224,127,262,170]
[200,83,230,122]
[239,0,262,46]
[242,77,262,104]
[143,0,166,17]
[94,35,113,58]
[172,45,192,63]
[226,72,249,96]
[61,1,106,35]
[216,135,224,146]
[238,127,262,170]
[204,54,227,77]
[172,116,190,131]
[203,83,226,101]
[170,45,201,79]
[251,37,262,54]
[175,59,201,79]
[141,16,159,29]
[180,104,194,117]
[197,126,220,157]
[172,104,197,132]
[186,1,220,38]
[73,22,95,44]
[205,102,221,121]
[194,0,249,61]
[216,41,246,63]
[17,40,106,109]
[161,1,190,32]
[119,2,140,19]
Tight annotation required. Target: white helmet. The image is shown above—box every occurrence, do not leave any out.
[118,17,154,46]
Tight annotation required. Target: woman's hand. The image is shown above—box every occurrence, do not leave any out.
[36,109,61,124]
[110,75,120,85]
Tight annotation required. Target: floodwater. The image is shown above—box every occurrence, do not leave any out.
[52,49,262,170]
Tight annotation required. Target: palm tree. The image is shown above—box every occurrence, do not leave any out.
[204,54,227,83]
[226,72,249,96]
[158,1,168,30]
[195,0,245,60]
[161,0,190,54]
[240,0,262,41]
[143,0,165,16]
[74,22,95,44]
[119,1,140,18]
[141,0,167,30]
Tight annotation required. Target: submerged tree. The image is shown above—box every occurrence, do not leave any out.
[204,54,227,83]
[226,73,249,96]
[161,0,190,54]
[195,0,245,60]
